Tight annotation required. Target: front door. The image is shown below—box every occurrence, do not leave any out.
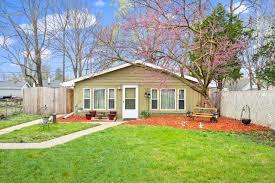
[122,85,138,119]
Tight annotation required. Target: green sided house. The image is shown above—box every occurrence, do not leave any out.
[62,61,204,119]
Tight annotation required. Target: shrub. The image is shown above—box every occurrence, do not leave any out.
[140,111,151,118]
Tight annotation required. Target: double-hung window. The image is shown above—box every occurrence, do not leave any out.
[160,89,176,110]
[108,88,116,110]
[178,89,185,110]
[151,89,158,110]
[83,88,91,110]
[94,89,106,110]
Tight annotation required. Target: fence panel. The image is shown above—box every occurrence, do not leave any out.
[221,90,275,129]
[23,87,73,114]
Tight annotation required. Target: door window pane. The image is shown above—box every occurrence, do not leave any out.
[94,89,106,109]
[161,89,175,109]
[125,88,135,98]
[125,88,136,109]
[125,99,135,109]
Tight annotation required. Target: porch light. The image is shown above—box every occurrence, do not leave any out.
[144,92,151,98]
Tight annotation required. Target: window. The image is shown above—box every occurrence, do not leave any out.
[151,89,158,110]
[108,88,116,110]
[83,88,91,110]
[160,89,176,109]
[94,89,106,110]
[178,89,185,110]
[125,88,136,109]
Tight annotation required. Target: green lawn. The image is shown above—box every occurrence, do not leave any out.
[0,113,41,129]
[0,123,99,143]
[0,125,274,183]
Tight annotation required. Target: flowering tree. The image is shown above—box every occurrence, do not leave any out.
[97,0,245,99]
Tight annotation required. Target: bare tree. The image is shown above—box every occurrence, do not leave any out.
[49,0,99,79]
[0,0,50,86]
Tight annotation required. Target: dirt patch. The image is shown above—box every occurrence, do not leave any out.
[126,116,271,132]
[244,130,275,146]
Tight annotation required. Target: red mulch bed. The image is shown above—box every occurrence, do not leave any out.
[126,116,271,132]
[57,116,114,122]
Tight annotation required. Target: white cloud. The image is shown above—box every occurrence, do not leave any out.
[19,9,96,35]
[227,2,249,15]
[95,0,106,7]
[0,36,13,46]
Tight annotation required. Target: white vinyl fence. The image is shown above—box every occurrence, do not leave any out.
[221,90,275,129]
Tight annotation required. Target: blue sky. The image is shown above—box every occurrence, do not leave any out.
[0,0,119,79]
[0,0,271,80]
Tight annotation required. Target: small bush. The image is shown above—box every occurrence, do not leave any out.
[140,111,151,118]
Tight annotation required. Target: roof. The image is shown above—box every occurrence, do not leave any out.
[42,80,62,88]
[0,80,29,90]
[62,61,215,87]
[224,78,255,91]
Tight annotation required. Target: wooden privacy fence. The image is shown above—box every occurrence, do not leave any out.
[23,87,73,114]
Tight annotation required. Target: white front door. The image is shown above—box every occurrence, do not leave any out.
[122,85,139,119]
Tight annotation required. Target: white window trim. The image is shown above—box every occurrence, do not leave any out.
[93,88,106,110]
[178,88,186,110]
[150,88,158,110]
[83,88,91,110]
[160,88,176,110]
[107,88,116,110]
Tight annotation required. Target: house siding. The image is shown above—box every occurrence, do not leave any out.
[74,65,202,118]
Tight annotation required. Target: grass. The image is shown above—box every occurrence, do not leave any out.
[0,113,42,129]
[0,123,99,143]
[0,125,274,182]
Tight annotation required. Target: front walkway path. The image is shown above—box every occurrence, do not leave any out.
[0,122,124,150]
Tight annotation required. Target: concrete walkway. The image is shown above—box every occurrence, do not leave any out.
[0,122,124,150]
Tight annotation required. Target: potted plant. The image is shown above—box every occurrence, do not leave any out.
[42,114,50,124]
[90,110,97,117]
[40,105,49,124]
[108,111,117,120]
[86,113,92,120]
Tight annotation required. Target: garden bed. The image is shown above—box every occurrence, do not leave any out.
[126,116,271,132]
[57,116,115,122]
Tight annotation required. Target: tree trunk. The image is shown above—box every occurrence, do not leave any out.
[36,61,43,86]
[62,31,66,82]
[248,67,253,90]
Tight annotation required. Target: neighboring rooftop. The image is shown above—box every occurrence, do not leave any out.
[42,80,62,88]
[224,78,257,91]
[0,80,29,89]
